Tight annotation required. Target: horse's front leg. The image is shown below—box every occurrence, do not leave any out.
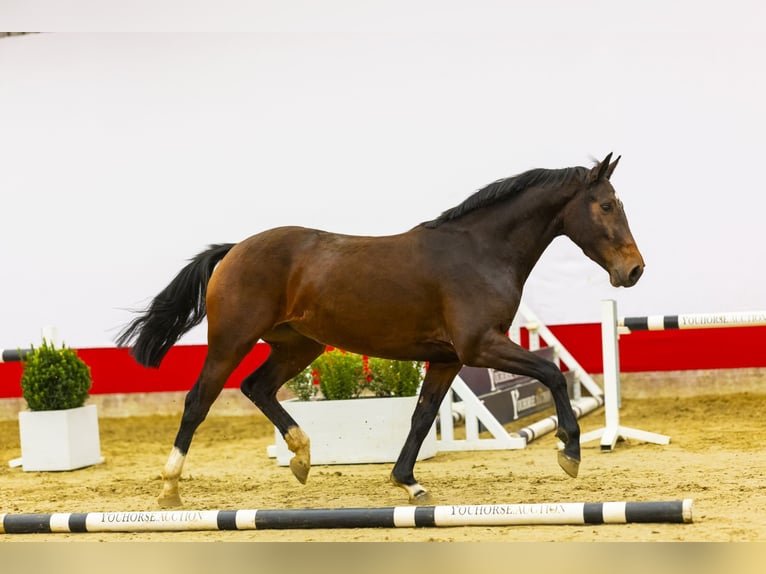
[465,332,581,478]
[391,361,462,503]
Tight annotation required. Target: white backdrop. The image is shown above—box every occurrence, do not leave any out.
[1,2,765,348]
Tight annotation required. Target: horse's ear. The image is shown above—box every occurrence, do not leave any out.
[604,154,621,180]
[588,152,615,184]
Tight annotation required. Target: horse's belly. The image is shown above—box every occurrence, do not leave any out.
[286,307,456,362]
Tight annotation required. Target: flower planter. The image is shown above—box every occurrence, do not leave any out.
[269,395,437,465]
[16,404,103,471]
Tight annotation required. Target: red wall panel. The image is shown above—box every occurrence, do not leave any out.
[2,324,765,398]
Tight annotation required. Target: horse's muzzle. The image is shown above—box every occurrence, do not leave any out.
[611,262,644,288]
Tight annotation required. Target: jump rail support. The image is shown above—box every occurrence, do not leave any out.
[579,299,670,451]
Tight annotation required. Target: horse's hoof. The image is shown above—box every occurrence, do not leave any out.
[285,426,311,484]
[157,492,183,508]
[557,450,580,478]
[390,473,431,504]
[290,457,310,485]
[410,489,432,505]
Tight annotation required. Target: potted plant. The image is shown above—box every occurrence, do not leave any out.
[367,356,423,398]
[269,349,438,465]
[14,340,103,471]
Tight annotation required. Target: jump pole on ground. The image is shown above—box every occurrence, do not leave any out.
[1,500,693,534]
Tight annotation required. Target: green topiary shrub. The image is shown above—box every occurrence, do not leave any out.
[367,357,424,397]
[20,341,92,411]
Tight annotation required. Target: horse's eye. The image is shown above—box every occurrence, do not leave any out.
[600,202,613,213]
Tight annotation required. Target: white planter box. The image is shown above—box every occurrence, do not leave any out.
[17,404,103,471]
[270,396,437,465]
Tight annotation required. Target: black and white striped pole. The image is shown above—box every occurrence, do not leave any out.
[1,326,61,363]
[620,310,766,332]
[0,500,693,534]
[581,303,766,452]
[0,349,31,363]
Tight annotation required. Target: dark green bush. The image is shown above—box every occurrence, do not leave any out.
[20,341,92,411]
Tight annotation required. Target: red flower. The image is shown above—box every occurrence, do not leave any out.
[362,355,373,383]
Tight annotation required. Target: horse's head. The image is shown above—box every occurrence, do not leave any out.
[563,153,645,287]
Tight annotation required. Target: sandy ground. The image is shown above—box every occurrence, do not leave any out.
[1,392,765,542]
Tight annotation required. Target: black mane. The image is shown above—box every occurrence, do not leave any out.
[422,166,586,228]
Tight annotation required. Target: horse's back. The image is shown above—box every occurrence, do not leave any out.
[209,225,426,307]
[223,225,424,276]
[206,225,451,357]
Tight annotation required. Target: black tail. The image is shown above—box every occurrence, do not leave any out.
[116,243,236,367]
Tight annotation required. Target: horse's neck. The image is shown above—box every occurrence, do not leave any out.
[443,184,575,279]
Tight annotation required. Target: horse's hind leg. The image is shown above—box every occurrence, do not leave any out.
[158,339,255,508]
[391,361,462,503]
[240,327,324,485]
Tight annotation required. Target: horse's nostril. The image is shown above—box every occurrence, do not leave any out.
[629,265,643,284]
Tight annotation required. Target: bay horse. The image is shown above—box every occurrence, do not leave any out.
[117,153,644,508]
